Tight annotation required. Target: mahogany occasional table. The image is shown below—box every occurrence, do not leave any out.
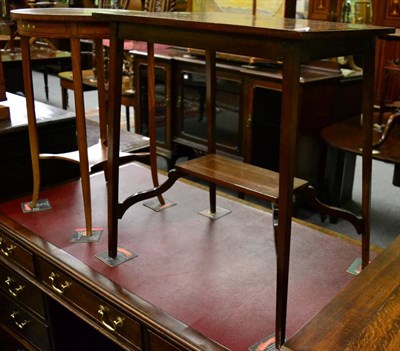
[10,8,154,242]
[11,8,110,240]
[92,10,394,349]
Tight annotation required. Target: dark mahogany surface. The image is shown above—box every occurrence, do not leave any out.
[93,10,394,38]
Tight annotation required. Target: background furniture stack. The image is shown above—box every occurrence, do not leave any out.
[308,0,400,108]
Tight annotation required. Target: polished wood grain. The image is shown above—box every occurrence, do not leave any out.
[283,234,400,351]
[176,154,309,202]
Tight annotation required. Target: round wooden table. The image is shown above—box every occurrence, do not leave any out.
[322,115,400,164]
[11,8,111,237]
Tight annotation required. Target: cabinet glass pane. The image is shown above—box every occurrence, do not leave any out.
[139,65,167,144]
[251,87,281,171]
[180,71,241,152]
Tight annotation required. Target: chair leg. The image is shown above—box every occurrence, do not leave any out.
[61,86,69,110]
[393,164,400,187]
[43,67,49,101]
[209,182,216,214]
[125,105,130,131]
[272,203,279,256]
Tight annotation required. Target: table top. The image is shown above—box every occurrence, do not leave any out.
[11,7,107,21]
[322,116,400,165]
[9,8,394,39]
[9,8,395,66]
[93,10,395,39]
[91,10,395,62]
[10,8,395,42]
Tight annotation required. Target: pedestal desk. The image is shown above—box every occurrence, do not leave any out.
[92,10,393,348]
[0,163,379,351]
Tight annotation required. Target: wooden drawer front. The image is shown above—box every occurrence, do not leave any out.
[38,258,142,350]
[0,232,35,275]
[148,330,181,351]
[0,291,51,350]
[0,324,34,351]
[0,261,46,319]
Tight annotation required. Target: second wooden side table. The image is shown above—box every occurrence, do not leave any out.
[11,8,113,240]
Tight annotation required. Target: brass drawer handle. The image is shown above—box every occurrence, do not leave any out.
[5,277,25,297]
[98,305,124,332]
[48,272,71,294]
[0,238,16,257]
[10,311,30,329]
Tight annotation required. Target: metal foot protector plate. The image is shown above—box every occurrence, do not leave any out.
[96,247,138,267]
[21,199,52,213]
[143,199,176,212]
[198,206,231,220]
[347,257,371,276]
[249,334,284,351]
[70,228,103,243]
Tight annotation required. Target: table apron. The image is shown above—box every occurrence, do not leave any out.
[16,20,110,39]
[116,22,374,63]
